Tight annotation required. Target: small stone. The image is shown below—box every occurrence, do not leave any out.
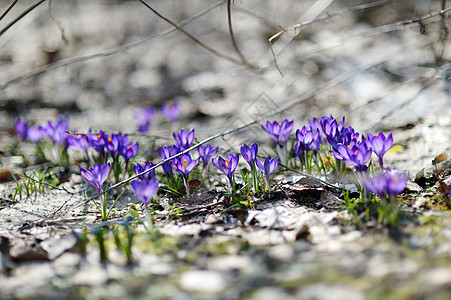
[297,284,364,300]
[179,270,226,293]
[268,244,295,262]
[251,287,294,300]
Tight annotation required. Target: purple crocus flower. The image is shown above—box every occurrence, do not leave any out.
[44,117,69,147]
[68,134,90,157]
[134,161,156,181]
[135,107,156,132]
[240,143,258,170]
[104,133,123,158]
[88,131,107,157]
[364,171,407,198]
[80,163,111,192]
[363,132,393,170]
[320,116,345,141]
[158,145,179,176]
[332,142,371,172]
[173,153,200,180]
[121,142,139,164]
[198,144,218,167]
[308,118,322,140]
[14,118,28,141]
[162,102,180,123]
[261,120,294,147]
[27,126,45,143]
[131,178,159,206]
[212,153,239,187]
[328,126,359,152]
[256,157,279,191]
[295,126,321,156]
[173,128,195,150]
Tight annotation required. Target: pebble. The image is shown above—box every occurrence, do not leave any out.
[179,270,226,294]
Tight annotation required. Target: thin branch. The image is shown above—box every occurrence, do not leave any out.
[138,0,248,69]
[364,65,449,131]
[439,0,449,61]
[0,0,46,38]
[0,0,19,23]
[48,0,68,44]
[0,0,224,91]
[226,0,254,69]
[271,6,451,67]
[268,0,392,74]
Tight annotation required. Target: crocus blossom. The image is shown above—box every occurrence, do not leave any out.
[173,128,195,150]
[198,144,218,167]
[131,178,159,206]
[134,161,156,181]
[80,163,111,192]
[363,132,393,170]
[364,171,407,198]
[256,157,279,191]
[261,120,294,147]
[173,153,200,180]
[295,126,321,157]
[332,142,371,172]
[212,153,239,187]
[121,142,139,164]
[44,117,69,147]
[320,115,345,141]
[240,143,258,170]
[162,102,180,123]
[158,145,179,176]
[14,118,28,141]
[135,107,156,132]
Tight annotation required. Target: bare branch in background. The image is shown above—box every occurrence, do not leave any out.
[0,0,19,23]
[138,0,253,69]
[227,0,255,69]
[0,0,224,91]
[48,0,68,44]
[0,0,46,38]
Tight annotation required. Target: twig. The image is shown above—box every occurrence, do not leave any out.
[277,7,451,64]
[226,0,254,69]
[0,0,46,38]
[439,0,449,61]
[138,0,248,69]
[48,0,68,44]
[269,3,450,72]
[364,75,444,131]
[0,0,224,91]
[0,0,19,23]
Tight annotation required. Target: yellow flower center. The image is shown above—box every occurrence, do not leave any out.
[226,159,230,167]
[354,150,358,155]
[77,134,82,139]
[127,145,131,150]
[97,134,101,139]
[183,159,187,168]
[108,137,112,142]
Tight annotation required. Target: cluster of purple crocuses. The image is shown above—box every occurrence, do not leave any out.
[262,116,405,196]
[14,117,140,168]
[135,101,180,133]
[14,112,408,223]
[15,117,70,148]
